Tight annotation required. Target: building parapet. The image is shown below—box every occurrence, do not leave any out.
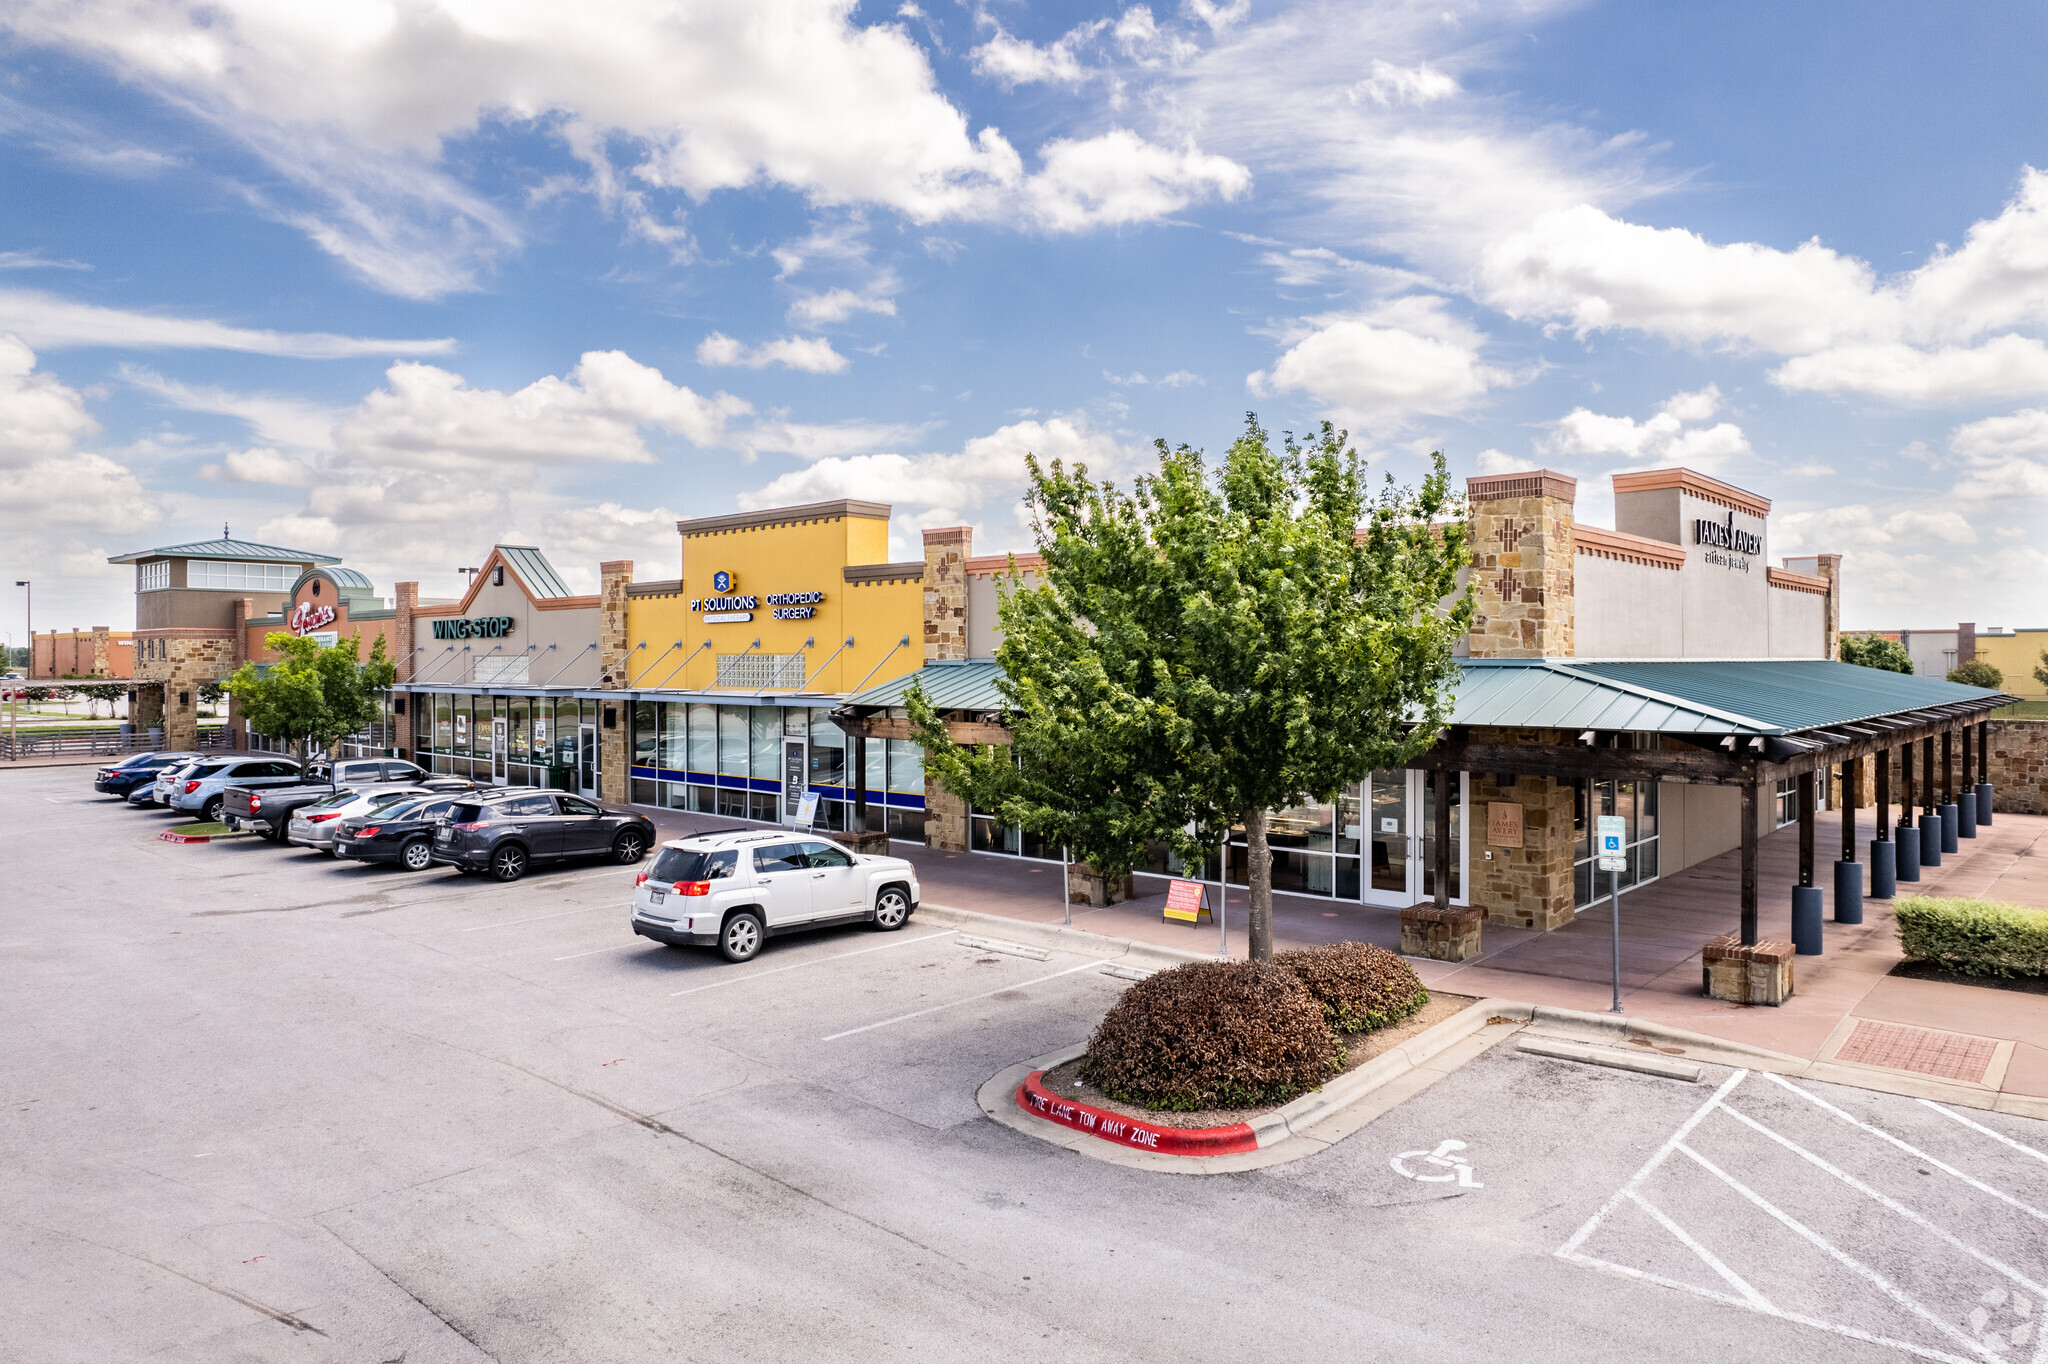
[1574,525,1685,570]
[1612,467,1771,518]
[678,499,891,538]
[844,562,925,585]
[1766,566,1830,595]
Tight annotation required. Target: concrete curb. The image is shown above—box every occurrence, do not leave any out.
[975,997,1531,1175]
[157,829,215,844]
[916,903,1217,972]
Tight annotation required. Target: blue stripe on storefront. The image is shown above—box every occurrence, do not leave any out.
[628,766,925,810]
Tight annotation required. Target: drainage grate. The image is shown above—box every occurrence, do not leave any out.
[1835,1018,1997,1083]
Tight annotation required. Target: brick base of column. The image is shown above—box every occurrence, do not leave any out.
[1400,905,1483,962]
[1702,934,1795,1006]
[1066,864,1134,907]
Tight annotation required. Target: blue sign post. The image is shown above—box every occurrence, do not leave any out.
[1597,814,1626,1014]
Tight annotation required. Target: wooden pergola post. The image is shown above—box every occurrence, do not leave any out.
[1841,757,1858,862]
[1941,729,1954,806]
[1874,746,1890,840]
[1432,766,1451,912]
[1739,778,1761,947]
[1922,736,1936,813]
[1797,770,1815,888]
[851,732,869,832]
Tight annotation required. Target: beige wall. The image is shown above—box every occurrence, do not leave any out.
[1575,556,1685,657]
[1768,585,1827,657]
[411,572,601,687]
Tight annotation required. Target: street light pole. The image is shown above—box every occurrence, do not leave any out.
[13,581,27,676]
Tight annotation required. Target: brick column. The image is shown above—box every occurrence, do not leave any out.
[598,561,633,804]
[91,626,111,676]
[1468,755,1577,931]
[1465,470,1576,659]
[922,527,971,662]
[394,582,418,682]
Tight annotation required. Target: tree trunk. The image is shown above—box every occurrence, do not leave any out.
[1246,806,1274,961]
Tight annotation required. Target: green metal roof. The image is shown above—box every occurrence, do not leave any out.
[846,660,1006,712]
[497,545,575,599]
[852,655,2007,737]
[108,537,341,565]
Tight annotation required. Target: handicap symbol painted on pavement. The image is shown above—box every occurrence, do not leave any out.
[1391,1138,1484,1188]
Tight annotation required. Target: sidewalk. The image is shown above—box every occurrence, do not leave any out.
[634,802,2048,1106]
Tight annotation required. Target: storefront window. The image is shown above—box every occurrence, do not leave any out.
[433,696,451,751]
[718,705,748,777]
[510,698,529,763]
[662,702,687,769]
[809,708,845,789]
[1574,779,1661,909]
[750,706,779,782]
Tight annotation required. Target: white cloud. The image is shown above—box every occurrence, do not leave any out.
[120,365,342,450]
[0,334,99,459]
[1182,0,1252,35]
[0,250,90,271]
[1540,385,1751,472]
[198,447,318,486]
[971,22,1104,87]
[1950,407,2048,462]
[1352,59,1458,108]
[0,288,456,357]
[1947,406,2048,501]
[1024,130,1250,232]
[786,287,898,328]
[737,417,932,462]
[4,0,1248,295]
[696,332,850,374]
[1158,370,1202,387]
[1247,297,1509,430]
[1103,370,1148,386]
[1771,336,2048,405]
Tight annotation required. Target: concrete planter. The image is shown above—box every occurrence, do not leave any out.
[1703,934,1795,1005]
[1400,904,1483,962]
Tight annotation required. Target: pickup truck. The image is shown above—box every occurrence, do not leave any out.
[223,756,439,840]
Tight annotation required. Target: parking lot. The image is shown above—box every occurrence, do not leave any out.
[8,762,2048,1363]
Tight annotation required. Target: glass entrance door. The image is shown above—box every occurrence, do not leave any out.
[577,724,597,797]
[1360,770,1466,906]
[490,716,508,784]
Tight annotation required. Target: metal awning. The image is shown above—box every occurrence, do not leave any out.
[843,659,1006,714]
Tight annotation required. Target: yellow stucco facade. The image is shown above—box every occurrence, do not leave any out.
[1976,629,2048,698]
[621,500,926,696]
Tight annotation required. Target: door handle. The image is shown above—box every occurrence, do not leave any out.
[811,871,827,879]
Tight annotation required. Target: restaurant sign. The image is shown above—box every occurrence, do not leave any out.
[431,615,516,640]
[288,602,337,636]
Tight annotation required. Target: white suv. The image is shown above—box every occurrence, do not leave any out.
[631,830,921,962]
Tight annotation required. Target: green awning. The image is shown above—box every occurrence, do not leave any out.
[844,660,1006,713]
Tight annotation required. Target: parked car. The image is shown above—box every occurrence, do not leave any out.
[286,782,476,854]
[138,758,210,808]
[167,756,304,822]
[223,757,437,840]
[430,790,654,881]
[332,792,478,871]
[94,751,201,798]
[628,830,920,962]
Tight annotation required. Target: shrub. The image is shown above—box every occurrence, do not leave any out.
[1274,941,1430,1034]
[1895,896,2048,978]
[1080,960,1340,1111]
[1840,633,1913,674]
[1946,660,2004,689]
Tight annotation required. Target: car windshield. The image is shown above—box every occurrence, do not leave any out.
[364,790,420,812]
[306,789,357,810]
[648,847,738,883]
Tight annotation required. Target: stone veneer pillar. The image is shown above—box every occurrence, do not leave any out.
[1811,553,1842,659]
[394,583,418,683]
[91,626,111,677]
[161,636,236,750]
[918,527,972,849]
[922,526,970,663]
[1465,470,1576,659]
[597,561,633,805]
[1468,761,1578,931]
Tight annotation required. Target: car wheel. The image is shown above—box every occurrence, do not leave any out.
[612,829,648,864]
[400,839,433,872]
[490,844,529,882]
[202,795,224,822]
[872,885,911,932]
[719,910,765,962]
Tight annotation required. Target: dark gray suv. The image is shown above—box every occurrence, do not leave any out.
[430,790,655,881]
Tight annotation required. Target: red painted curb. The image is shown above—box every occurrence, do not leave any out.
[157,830,212,844]
[1016,1070,1259,1156]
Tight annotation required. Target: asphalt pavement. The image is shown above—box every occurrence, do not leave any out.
[7,763,2048,1363]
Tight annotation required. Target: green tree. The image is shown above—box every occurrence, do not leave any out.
[1947,660,2003,689]
[2035,648,2048,692]
[222,632,396,769]
[74,681,129,718]
[197,681,226,716]
[908,416,1473,962]
[1840,632,1914,674]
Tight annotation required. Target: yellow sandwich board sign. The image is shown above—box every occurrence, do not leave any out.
[1163,878,1212,926]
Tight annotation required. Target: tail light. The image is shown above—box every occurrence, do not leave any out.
[307,812,341,823]
[677,881,711,896]
[248,795,262,812]
[356,826,380,838]
[634,872,649,887]
[455,821,488,831]
[184,780,201,794]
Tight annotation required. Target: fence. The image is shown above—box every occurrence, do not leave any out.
[1,724,227,760]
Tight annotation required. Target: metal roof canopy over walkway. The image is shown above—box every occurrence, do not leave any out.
[842,656,2014,950]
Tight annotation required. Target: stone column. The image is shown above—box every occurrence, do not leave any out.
[922,526,971,662]
[394,582,419,683]
[1467,756,1576,930]
[130,683,164,735]
[91,626,111,677]
[1464,470,1577,659]
[597,561,633,804]
[924,780,970,852]
[1812,553,1843,659]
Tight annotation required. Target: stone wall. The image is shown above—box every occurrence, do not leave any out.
[394,582,418,682]
[922,526,970,662]
[1465,470,1576,659]
[160,636,238,749]
[1987,718,2048,815]
[924,780,969,852]
[597,560,632,687]
[1467,739,1577,930]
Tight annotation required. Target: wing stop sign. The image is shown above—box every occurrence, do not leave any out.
[1163,878,1213,926]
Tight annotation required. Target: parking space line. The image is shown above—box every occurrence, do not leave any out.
[1562,1253,1981,1364]
[669,930,958,997]
[1624,1190,1772,1310]
[1718,1103,2048,1303]
[459,907,599,933]
[820,959,1099,1041]
[554,942,642,961]
[1675,1140,2000,1364]
[1558,1068,1750,1258]
[1922,1101,2048,1168]
[1762,1073,2048,1226]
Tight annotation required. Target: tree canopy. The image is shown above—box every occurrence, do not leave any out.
[1840,632,1914,674]
[1946,660,2004,689]
[908,415,1472,961]
[222,631,395,766]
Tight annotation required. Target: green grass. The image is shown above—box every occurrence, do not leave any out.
[1991,700,2048,719]
[167,821,236,838]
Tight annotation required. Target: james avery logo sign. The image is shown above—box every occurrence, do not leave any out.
[431,616,515,640]
[1693,511,1761,558]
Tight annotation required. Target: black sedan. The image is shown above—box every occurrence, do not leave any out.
[94,751,202,797]
[333,792,474,871]
[430,790,654,881]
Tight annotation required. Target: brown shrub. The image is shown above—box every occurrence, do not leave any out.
[1274,941,1428,1034]
[1079,960,1341,1111]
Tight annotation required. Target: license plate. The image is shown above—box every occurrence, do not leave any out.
[649,889,665,904]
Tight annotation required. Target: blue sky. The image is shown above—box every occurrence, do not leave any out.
[4,0,2048,643]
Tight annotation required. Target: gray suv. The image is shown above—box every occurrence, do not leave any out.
[431,791,655,881]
